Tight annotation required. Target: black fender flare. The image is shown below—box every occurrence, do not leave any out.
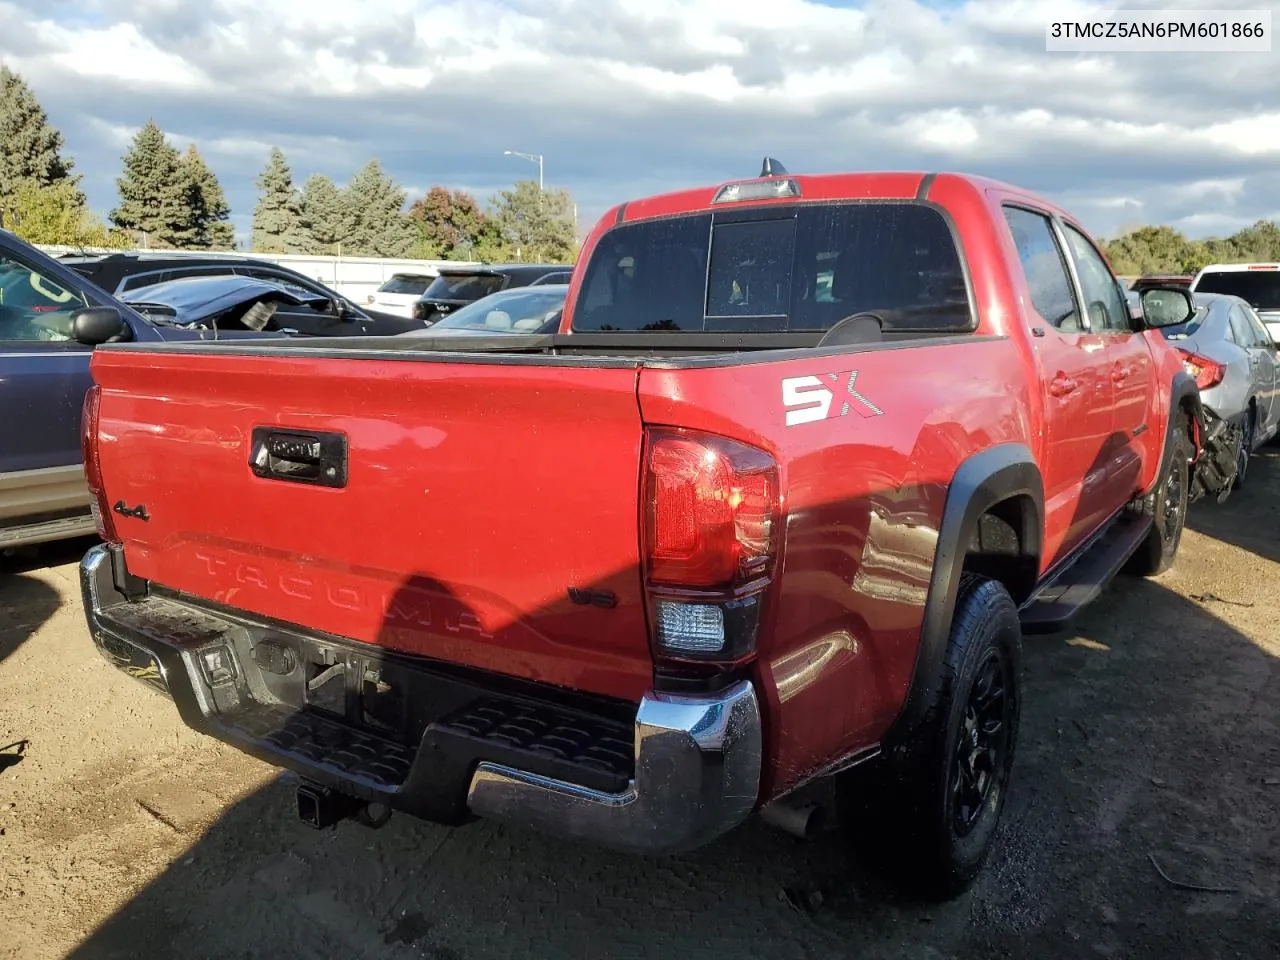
[888,443,1044,744]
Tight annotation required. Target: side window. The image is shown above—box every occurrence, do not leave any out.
[1002,207,1081,332]
[1246,306,1275,347]
[0,251,88,343]
[1227,305,1253,346]
[1062,225,1130,333]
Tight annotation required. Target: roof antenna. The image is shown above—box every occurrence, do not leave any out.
[760,157,789,177]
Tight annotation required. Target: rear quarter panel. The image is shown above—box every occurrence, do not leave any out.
[638,336,1032,796]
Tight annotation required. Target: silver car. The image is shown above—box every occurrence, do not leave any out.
[1136,289,1280,484]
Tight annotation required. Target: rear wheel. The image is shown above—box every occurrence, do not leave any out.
[1234,407,1256,490]
[837,575,1022,900]
[1127,412,1192,577]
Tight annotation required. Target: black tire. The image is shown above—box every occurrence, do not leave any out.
[837,575,1023,900]
[1234,407,1255,490]
[1126,411,1192,577]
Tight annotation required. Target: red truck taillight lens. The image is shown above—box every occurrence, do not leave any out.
[1179,350,1225,390]
[643,428,779,662]
[81,384,118,544]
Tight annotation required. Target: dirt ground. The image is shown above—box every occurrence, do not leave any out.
[2,455,1279,960]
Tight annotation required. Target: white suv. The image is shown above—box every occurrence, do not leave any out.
[1191,263,1280,343]
[367,272,437,319]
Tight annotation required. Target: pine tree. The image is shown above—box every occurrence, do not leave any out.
[489,179,576,263]
[342,159,415,257]
[180,144,234,249]
[299,173,348,254]
[109,120,193,248]
[0,65,82,209]
[251,147,304,253]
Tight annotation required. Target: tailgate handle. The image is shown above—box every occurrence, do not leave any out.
[250,428,347,488]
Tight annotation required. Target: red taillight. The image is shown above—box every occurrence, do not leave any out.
[643,427,779,663]
[81,384,118,543]
[1179,350,1225,391]
[645,429,779,587]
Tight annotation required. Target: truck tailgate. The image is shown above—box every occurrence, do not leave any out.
[90,348,652,702]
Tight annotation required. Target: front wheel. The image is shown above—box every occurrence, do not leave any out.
[1127,413,1192,577]
[837,575,1023,900]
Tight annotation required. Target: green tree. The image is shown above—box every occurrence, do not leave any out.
[342,159,415,257]
[180,144,234,249]
[408,186,486,259]
[1104,225,1198,275]
[251,147,305,252]
[1224,220,1280,262]
[109,120,194,248]
[298,173,348,254]
[488,179,576,263]
[0,66,81,209]
[0,180,128,248]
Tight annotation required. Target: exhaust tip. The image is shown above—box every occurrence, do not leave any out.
[759,800,826,841]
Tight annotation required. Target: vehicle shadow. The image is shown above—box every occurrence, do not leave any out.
[65,464,1280,959]
[0,558,71,668]
[1186,444,1280,566]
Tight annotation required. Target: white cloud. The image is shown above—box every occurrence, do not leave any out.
[1,0,1277,241]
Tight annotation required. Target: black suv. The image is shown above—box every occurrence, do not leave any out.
[413,264,572,325]
[58,252,413,330]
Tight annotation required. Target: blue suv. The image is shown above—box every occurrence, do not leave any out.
[0,229,278,551]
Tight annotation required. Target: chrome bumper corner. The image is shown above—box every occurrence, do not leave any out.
[466,680,762,855]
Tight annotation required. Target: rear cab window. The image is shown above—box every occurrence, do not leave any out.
[1195,269,1280,311]
[572,203,974,334]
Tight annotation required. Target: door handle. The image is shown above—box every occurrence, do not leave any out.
[249,428,348,488]
[1049,375,1078,397]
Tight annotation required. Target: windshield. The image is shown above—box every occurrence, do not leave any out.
[378,274,434,295]
[0,253,89,341]
[423,273,505,302]
[428,286,567,333]
[573,203,972,333]
[1195,270,1280,309]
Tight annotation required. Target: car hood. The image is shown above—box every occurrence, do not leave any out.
[123,275,331,325]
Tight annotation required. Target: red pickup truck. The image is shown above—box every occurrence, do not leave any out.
[79,164,1235,898]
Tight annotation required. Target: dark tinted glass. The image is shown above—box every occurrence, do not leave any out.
[379,275,434,295]
[424,274,505,301]
[573,204,971,333]
[1195,271,1280,309]
[1002,207,1080,332]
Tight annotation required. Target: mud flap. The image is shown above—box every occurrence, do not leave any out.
[1189,409,1240,504]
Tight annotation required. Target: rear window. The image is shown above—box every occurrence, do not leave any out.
[1195,270,1280,309]
[379,274,434,295]
[572,203,972,333]
[424,274,505,302]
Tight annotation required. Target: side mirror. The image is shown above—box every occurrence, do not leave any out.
[72,305,131,345]
[332,298,351,319]
[1139,287,1195,329]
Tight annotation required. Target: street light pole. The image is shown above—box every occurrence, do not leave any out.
[503,150,543,191]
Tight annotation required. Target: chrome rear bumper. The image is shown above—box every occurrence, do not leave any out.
[81,543,763,855]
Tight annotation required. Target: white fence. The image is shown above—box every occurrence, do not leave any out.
[35,245,480,302]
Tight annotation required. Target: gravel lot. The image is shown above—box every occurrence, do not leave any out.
[2,451,1279,960]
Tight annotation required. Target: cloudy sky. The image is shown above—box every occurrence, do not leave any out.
[2,0,1277,245]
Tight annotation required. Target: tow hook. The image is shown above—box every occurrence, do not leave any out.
[296,781,392,830]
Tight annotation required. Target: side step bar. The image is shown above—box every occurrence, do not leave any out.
[0,513,96,550]
[1018,514,1153,635]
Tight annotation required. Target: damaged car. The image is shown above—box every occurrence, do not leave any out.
[122,274,420,337]
[1136,286,1257,499]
